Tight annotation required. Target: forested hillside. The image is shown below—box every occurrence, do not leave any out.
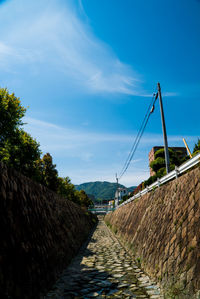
[75,181,136,200]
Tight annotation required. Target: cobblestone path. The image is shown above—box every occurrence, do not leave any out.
[44,218,163,299]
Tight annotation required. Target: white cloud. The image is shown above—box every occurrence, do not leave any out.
[24,117,198,153]
[0,0,143,95]
[163,92,179,97]
[24,117,137,151]
[0,1,178,97]
[23,117,198,186]
[0,42,13,57]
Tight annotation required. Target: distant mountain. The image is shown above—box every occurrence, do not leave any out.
[75,181,136,200]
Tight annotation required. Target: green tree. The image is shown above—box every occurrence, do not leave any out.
[0,88,26,144]
[0,128,41,179]
[77,190,93,208]
[193,139,200,155]
[150,148,187,178]
[0,87,93,203]
[143,175,157,188]
[58,177,93,207]
[58,176,80,203]
[40,153,59,192]
[0,88,42,179]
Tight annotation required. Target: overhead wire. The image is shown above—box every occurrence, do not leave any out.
[119,93,156,177]
[118,89,158,180]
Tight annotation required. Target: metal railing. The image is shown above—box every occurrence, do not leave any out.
[88,206,115,214]
[117,152,200,209]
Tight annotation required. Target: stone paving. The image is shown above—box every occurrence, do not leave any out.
[44,217,163,299]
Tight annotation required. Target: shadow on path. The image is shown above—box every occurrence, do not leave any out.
[44,218,161,299]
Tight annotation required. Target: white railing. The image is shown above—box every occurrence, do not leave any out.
[117,152,200,209]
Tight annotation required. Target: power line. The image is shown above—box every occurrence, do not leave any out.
[119,91,158,180]
[119,93,156,176]
[119,93,155,178]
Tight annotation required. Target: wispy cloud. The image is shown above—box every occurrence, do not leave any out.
[23,117,198,185]
[24,117,138,150]
[163,92,179,97]
[24,116,198,158]
[0,0,143,95]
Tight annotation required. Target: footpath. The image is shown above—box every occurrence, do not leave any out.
[44,217,163,298]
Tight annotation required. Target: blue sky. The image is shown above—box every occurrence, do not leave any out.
[0,0,199,186]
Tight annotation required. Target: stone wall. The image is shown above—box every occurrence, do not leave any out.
[105,166,200,298]
[0,163,96,299]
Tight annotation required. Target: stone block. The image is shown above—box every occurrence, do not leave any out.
[181,247,187,260]
[0,163,96,299]
[105,167,200,298]
[173,245,180,260]
[182,226,187,240]
[188,208,195,222]
[188,236,197,248]
[170,234,176,245]
[187,265,196,284]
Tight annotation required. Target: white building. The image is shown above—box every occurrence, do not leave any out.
[115,188,127,207]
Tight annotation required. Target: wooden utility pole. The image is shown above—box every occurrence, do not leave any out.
[157,82,170,174]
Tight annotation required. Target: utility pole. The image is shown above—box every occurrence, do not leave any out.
[157,82,170,174]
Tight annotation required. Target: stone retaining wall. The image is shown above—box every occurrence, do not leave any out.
[0,163,96,299]
[105,166,200,298]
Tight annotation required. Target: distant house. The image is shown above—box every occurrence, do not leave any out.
[148,146,187,176]
[115,187,127,206]
[108,200,114,207]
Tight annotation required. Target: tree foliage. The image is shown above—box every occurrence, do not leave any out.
[143,175,157,188]
[150,148,187,178]
[0,88,41,179]
[0,88,26,144]
[75,181,136,200]
[58,176,79,203]
[77,190,93,207]
[0,129,41,178]
[193,139,200,155]
[139,147,190,191]
[58,177,93,207]
[39,153,59,192]
[0,87,92,208]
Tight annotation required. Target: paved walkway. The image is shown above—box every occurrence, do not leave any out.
[44,218,163,298]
